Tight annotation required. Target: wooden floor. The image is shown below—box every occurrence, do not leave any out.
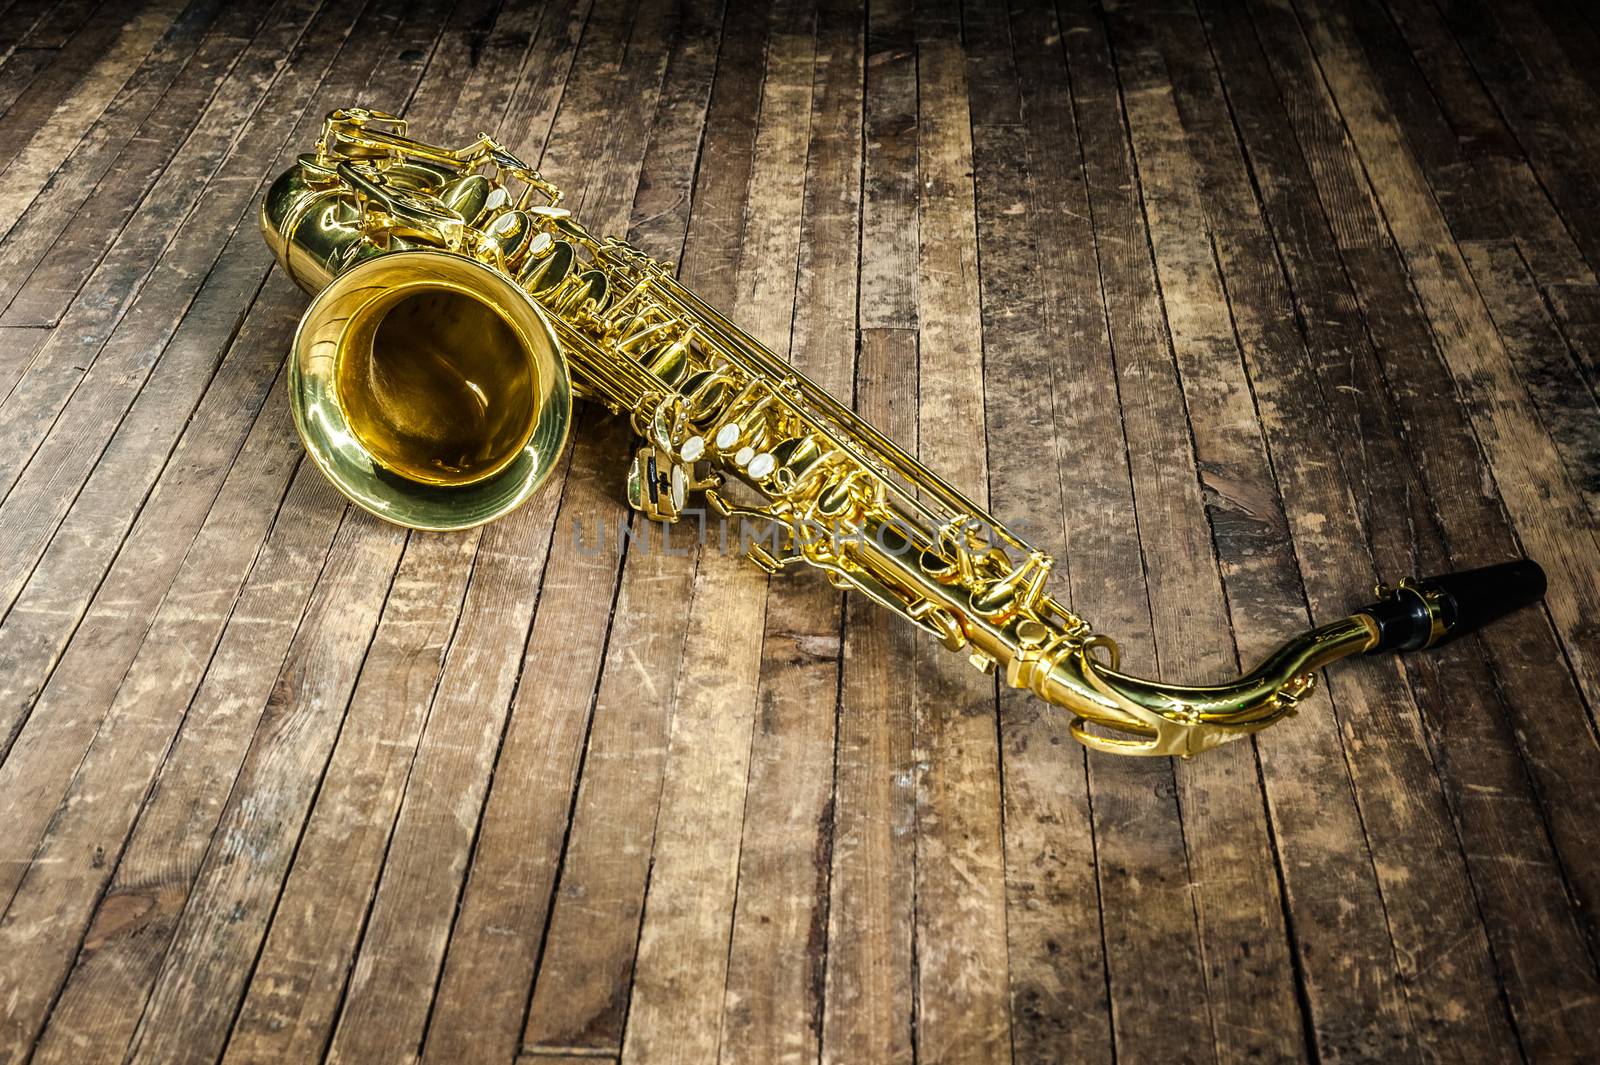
[1,0,1599,1062]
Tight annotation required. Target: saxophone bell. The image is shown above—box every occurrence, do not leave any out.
[263,153,572,531]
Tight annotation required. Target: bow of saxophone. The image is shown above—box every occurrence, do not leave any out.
[260,108,1546,757]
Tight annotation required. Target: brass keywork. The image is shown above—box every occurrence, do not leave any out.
[261,109,1546,756]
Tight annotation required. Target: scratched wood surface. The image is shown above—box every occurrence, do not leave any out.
[0,0,1597,1062]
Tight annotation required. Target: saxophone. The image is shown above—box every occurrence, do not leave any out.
[260,109,1545,757]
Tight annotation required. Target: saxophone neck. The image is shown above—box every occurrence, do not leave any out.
[1026,559,1547,757]
[1036,618,1374,757]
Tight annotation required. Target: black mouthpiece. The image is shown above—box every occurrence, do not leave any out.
[1358,558,1547,654]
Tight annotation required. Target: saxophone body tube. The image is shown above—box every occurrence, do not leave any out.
[261,108,1549,757]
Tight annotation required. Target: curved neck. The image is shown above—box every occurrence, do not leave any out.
[1041,616,1379,757]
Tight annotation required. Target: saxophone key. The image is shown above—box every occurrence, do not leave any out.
[482,209,534,266]
[746,452,776,480]
[521,238,573,290]
[626,446,688,522]
[640,330,694,385]
[680,371,736,423]
[439,173,491,224]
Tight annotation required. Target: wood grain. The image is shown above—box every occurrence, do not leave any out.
[517,2,727,1057]
[1060,5,1241,1061]
[720,1,858,1060]
[0,2,1595,1062]
[818,4,916,1062]
[620,3,809,1058]
[910,9,1011,1062]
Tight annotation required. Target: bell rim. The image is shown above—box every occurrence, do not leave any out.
[288,248,572,532]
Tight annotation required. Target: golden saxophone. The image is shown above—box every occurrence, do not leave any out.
[260,109,1545,757]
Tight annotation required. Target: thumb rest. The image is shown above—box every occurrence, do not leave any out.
[260,109,1546,757]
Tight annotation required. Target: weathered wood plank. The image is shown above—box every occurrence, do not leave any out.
[0,0,336,614]
[305,482,565,1065]
[1289,0,1600,716]
[0,0,104,55]
[820,328,918,1065]
[286,5,647,1063]
[1531,0,1600,99]
[0,0,350,840]
[1361,0,1600,517]
[618,3,807,1060]
[0,1,256,328]
[1426,0,1600,275]
[0,332,311,1065]
[1372,0,1593,289]
[813,4,914,1062]
[516,1,730,1057]
[215,7,555,1064]
[0,0,93,84]
[617,547,770,1064]
[1117,10,1466,1060]
[0,276,290,905]
[344,4,682,1061]
[1057,5,1262,1063]
[854,0,913,334]
[1224,0,1600,1052]
[1257,0,1600,971]
[0,0,128,171]
[972,113,1113,1064]
[194,529,481,1064]
[960,0,1015,127]
[312,483,588,1065]
[23,453,346,1065]
[988,4,1114,1061]
[0,0,439,904]
[909,7,1011,1062]
[0,322,45,394]
[719,0,858,1058]
[1462,239,1600,521]
[0,4,464,1055]
[1127,7,1529,1060]
[7,369,341,1063]
[117,513,409,1065]
[0,0,193,238]
[1548,281,1600,395]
